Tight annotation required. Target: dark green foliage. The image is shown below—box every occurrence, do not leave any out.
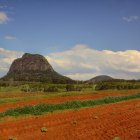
[0,82,9,87]
[44,85,58,92]
[95,81,140,90]
[0,92,140,118]
[20,83,83,93]
[21,84,44,92]
[75,85,82,91]
[66,84,82,91]
[2,71,75,84]
[66,84,75,91]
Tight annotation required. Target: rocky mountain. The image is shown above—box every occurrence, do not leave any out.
[2,53,74,83]
[86,75,113,83]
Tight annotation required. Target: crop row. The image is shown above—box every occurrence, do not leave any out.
[0,92,140,118]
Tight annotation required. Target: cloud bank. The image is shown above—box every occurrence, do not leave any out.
[5,35,17,40]
[0,45,139,80]
[0,48,23,77]
[46,45,140,80]
[122,16,139,22]
[0,11,9,24]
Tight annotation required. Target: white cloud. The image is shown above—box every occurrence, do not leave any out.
[46,44,140,80]
[0,48,23,77]
[5,35,17,40]
[0,45,139,81]
[0,11,9,24]
[122,16,139,22]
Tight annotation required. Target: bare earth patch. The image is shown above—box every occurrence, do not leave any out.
[0,99,139,140]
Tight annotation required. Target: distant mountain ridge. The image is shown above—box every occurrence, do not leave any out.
[86,75,113,83]
[2,53,74,83]
[1,53,135,84]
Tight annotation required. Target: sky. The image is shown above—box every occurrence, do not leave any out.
[0,0,140,80]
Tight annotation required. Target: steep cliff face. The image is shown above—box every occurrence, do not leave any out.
[2,53,74,83]
[8,53,54,74]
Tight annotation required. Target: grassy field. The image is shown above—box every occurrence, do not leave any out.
[0,91,94,104]
[0,83,96,92]
[0,89,139,105]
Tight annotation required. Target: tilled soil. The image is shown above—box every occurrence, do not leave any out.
[0,99,140,140]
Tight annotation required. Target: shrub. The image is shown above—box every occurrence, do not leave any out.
[113,136,121,140]
[66,84,75,91]
[41,127,47,132]
[66,84,82,91]
[44,85,58,92]
[9,137,17,140]
[75,86,82,91]
[95,81,140,90]
[71,120,77,126]
[21,85,29,92]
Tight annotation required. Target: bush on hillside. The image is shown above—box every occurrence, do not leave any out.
[44,85,59,92]
[66,84,82,91]
[95,81,140,90]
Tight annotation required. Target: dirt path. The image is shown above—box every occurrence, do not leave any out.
[0,99,140,140]
[0,90,140,112]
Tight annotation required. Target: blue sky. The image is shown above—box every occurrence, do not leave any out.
[0,0,140,80]
[0,0,140,53]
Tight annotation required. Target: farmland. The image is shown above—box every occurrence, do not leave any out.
[1,0,140,139]
[0,89,140,140]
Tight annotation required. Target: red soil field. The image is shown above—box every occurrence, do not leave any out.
[0,99,140,140]
[0,89,140,112]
